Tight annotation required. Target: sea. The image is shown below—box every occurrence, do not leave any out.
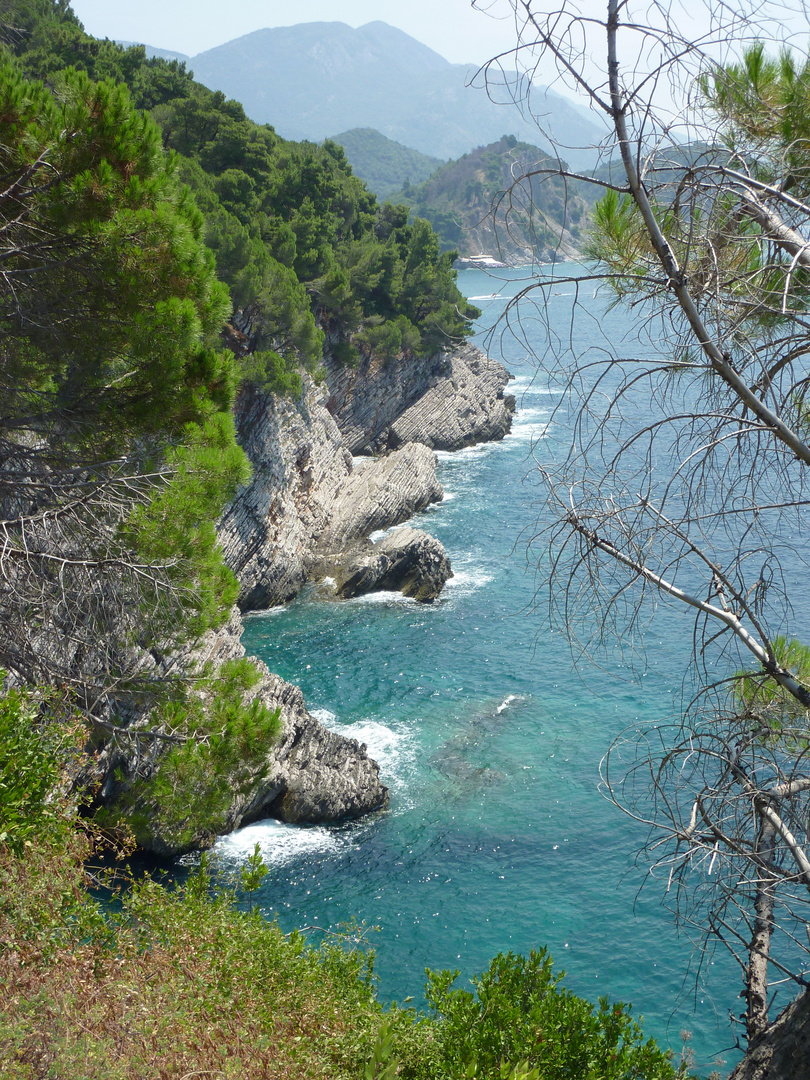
[208,266,747,1074]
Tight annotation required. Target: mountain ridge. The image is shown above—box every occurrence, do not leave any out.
[130,21,606,168]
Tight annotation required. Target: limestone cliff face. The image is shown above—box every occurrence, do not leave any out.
[218,341,512,612]
[92,608,388,858]
[217,381,445,611]
[324,342,515,454]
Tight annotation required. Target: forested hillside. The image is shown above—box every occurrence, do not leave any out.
[5,0,479,382]
[331,127,444,200]
[393,136,589,264]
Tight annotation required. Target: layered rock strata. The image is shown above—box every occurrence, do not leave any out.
[91,609,388,857]
[329,526,452,602]
[217,383,445,610]
[127,340,509,854]
[325,341,515,454]
[218,342,513,613]
[77,343,512,854]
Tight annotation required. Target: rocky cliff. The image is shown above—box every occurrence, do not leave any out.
[96,340,513,856]
[324,342,515,454]
[218,341,514,611]
[90,609,388,858]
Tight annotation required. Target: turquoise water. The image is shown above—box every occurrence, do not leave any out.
[215,268,743,1074]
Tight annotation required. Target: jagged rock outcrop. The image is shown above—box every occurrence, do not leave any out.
[90,609,388,858]
[330,526,452,602]
[318,444,442,550]
[325,341,515,454]
[216,381,351,609]
[233,666,388,826]
[217,382,443,611]
[216,341,512,613]
[120,339,507,855]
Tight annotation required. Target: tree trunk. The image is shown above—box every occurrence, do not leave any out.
[729,989,810,1080]
[746,818,776,1041]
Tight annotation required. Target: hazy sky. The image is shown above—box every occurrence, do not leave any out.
[68,1,521,64]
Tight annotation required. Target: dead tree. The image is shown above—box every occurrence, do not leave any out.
[479,0,810,1070]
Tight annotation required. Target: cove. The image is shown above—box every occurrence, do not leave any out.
[211,267,742,1074]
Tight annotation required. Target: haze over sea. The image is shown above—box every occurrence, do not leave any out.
[212,267,742,1074]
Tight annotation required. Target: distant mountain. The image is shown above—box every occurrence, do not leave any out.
[184,22,607,170]
[331,129,444,200]
[391,135,590,266]
[117,41,190,63]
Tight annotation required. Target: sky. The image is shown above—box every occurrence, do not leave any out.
[67,0,810,121]
[68,0,521,65]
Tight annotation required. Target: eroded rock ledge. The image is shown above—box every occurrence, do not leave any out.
[217,383,445,610]
[92,610,388,858]
[218,342,513,612]
[325,341,515,454]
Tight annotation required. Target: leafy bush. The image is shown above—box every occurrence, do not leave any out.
[0,786,684,1080]
[0,677,80,854]
[414,949,683,1080]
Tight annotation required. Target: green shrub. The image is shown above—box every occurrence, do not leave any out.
[415,949,683,1080]
[0,677,80,854]
[240,348,304,398]
[113,658,281,850]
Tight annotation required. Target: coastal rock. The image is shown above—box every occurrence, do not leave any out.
[217,381,351,610]
[92,608,388,858]
[324,341,515,454]
[319,443,442,551]
[217,381,445,611]
[226,665,389,829]
[334,526,452,602]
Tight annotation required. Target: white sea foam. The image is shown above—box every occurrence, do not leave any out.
[508,376,557,397]
[242,605,287,620]
[434,441,498,463]
[337,719,414,773]
[507,419,551,442]
[496,694,518,714]
[352,589,417,606]
[335,719,419,810]
[310,707,338,726]
[444,567,494,593]
[214,818,345,866]
[511,406,549,426]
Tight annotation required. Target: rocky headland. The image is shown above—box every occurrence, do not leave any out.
[98,341,514,856]
[218,341,515,611]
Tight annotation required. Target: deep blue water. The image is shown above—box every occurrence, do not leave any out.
[211,267,746,1074]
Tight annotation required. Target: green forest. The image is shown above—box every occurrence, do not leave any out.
[391,136,589,261]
